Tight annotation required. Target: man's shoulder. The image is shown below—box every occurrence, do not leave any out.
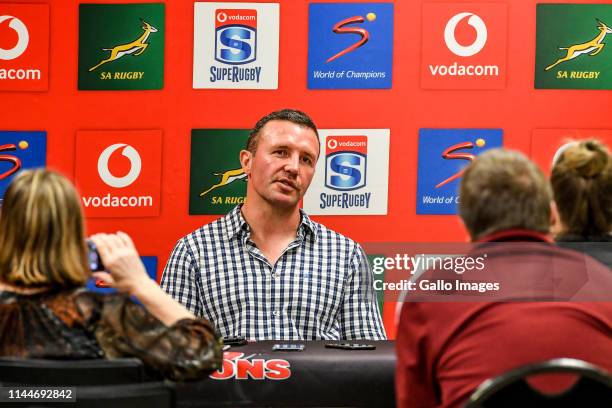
[306,217,361,252]
[178,214,231,249]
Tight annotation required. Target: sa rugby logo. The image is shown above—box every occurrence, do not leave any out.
[210,352,291,380]
[89,20,159,72]
[535,4,612,89]
[78,3,165,90]
[200,168,246,197]
[190,129,249,215]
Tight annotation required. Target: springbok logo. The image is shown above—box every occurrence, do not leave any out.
[444,12,488,57]
[89,19,158,71]
[200,168,246,197]
[326,12,376,63]
[545,19,612,71]
[0,15,29,60]
[97,144,141,188]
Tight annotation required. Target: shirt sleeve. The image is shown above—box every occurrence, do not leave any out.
[91,294,223,382]
[395,302,437,408]
[160,238,202,316]
[339,243,387,340]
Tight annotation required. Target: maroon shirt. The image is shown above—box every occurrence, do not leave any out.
[395,230,612,408]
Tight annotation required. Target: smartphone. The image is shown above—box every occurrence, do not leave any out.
[324,343,376,350]
[223,336,247,346]
[86,240,105,272]
[272,344,305,352]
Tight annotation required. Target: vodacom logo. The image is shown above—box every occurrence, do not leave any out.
[0,15,29,60]
[217,11,227,23]
[327,138,338,149]
[97,144,141,188]
[444,12,487,57]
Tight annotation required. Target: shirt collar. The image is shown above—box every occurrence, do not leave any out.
[224,205,319,241]
[477,228,553,243]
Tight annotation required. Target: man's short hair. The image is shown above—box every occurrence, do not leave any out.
[459,149,552,240]
[246,109,319,154]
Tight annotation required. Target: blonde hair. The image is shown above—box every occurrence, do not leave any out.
[551,139,612,237]
[0,169,89,288]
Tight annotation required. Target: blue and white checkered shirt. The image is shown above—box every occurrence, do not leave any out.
[161,205,386,340]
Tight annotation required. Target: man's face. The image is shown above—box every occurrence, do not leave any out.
[241,120,319,209]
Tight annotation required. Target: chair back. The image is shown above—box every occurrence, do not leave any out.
[0,357,146,386]
[465,358,612,408]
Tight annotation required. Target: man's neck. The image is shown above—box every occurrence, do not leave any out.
[241,201,301,240]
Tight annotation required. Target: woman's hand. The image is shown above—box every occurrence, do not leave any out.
[89,232,154,296]
[90,231,195,325]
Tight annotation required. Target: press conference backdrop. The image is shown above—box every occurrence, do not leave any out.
[1,0,612,337]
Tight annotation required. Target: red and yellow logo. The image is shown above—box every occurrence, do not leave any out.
[210,352,291,380]
[421,3,507,89]
[0,3,49,91]
[74,130,162,218]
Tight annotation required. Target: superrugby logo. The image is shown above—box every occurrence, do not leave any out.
[97,143,142,188]
[0,15,29,60]
[444,12,487,57]
[200,168,246,197]
[320,135,372,210]
[545,19,612,71]
[436,138,486,188]
[89,19,158,72]
[326,12,376,63]
[210,352,291,381]
[325,136,367,191]
[214,9,257,65]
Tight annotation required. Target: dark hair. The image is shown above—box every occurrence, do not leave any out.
[459,149,552,240]
[551,139,612,237]
[246,109,319,154]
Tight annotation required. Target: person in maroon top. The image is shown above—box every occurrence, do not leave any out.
[395,149,612,408]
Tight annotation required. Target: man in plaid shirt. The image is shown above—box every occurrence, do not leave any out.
[161,109,385,340]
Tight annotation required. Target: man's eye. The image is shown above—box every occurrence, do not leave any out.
[302,157,313,165]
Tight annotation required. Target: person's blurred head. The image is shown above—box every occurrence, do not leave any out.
[0,169,89,288]
[459,149,552,241]
[551,139,612,237]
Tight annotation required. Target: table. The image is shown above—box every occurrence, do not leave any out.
[175,341,396,407]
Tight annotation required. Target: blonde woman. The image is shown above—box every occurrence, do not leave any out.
[552,139,612,268]
[0,169,222,380]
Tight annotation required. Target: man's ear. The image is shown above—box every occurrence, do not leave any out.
[240,150,252,177]
[549,201,562,236]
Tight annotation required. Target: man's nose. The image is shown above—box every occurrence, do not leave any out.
[284,154,300,174]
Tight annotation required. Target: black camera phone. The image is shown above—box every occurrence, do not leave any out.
[325,343,376,350]
[86,240,105,272]
[223,336,248,346]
